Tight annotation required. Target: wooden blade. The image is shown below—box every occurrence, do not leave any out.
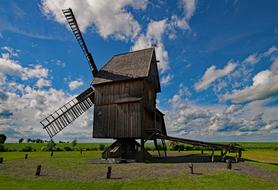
[62,8,98,76]
[40,87,94,138]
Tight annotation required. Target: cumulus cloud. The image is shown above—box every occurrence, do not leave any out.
[263,46,278,57]
[243,53,260,64]
[161,74,173,85]
[131,19,169,72]
[68,79,84,91]
[168,84,191,105]
[195,60,237,91]
[0,47,93,142]
[0,48,48,80]
[181,0,197,20]
[41,0,147,40]
[164,86,278,140]
[223,58,278,103]
[35,78,51,88]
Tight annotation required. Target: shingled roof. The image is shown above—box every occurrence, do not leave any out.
[92,48,155,85]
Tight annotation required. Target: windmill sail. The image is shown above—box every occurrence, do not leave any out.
[62,8,98,76]
[40,87,94,138]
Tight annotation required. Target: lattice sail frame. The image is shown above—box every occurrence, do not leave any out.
[40,87,94,138]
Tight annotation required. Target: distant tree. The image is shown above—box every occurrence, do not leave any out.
[27,138,32,143]
[46,140,56,151]
[19,138,24,143]
[71,139,77,147]
[59,141,64,143]
[35,139,43,143]
[0,134,7,144]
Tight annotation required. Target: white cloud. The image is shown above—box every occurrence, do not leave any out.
[263,46,278,57]
[223,58,278,103]
[195,60,237,91]
[243,53,259,64]
[69,79,84,91]
[168,84,191,105]
[0,47,94,142]
[161,74,173,85]
[35,78,52,88]
[41,0,147,40]
[131,19,169,72]
[181,0,197,20]
[0,47,48,80]
[164,86,278,140]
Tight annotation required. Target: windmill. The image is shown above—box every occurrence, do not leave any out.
[41,8,242,161]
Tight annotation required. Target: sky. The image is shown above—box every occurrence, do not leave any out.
[0,0,277,142]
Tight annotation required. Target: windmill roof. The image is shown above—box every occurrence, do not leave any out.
[92,48,154,85]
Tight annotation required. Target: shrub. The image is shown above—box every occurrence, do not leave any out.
[64,146,72,151]
[41,146,46,151]
[56,147,63,151]
[0,144,5,152]
[21,146,33,152]
[71,139,77,147]
[46,140,56,151]
[99,144,106,151]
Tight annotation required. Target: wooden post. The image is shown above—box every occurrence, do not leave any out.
[238,150,242,158]
[35,165,42,176]
[51,151,53,157]
[211,150,215,162]
[141,138,145,162]
[226,159,232,170]
[235,154,239,163]
[201,149,204,154]
[188,163,193,174]
[80,149,83,155]
[106,166,112,179]
[154,139,160,157]
[25,154,28,159]
[0,157,3,164]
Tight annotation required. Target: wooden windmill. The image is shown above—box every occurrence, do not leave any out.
[40,8,166,160]
[41,9,242,161]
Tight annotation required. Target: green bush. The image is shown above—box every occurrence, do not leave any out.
[21,146,33,152]
[64,146,72,151]
[56,147,63,151]
[0,144,5,152]
[99,144,106,151]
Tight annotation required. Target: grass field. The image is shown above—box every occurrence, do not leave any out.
[0,143,277,190]
[1,172,277,190]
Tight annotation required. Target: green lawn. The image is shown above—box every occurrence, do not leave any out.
[0,143,277,189]
[0,172,277,190]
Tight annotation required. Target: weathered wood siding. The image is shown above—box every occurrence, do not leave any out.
[93,80,144,138]
[94,80,144,105]
[115,102,141,138]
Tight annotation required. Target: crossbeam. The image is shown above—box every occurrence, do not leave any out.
[154,133,241,152]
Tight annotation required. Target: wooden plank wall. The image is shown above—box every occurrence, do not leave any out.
[93,80,144,138]
[94,80,144,105]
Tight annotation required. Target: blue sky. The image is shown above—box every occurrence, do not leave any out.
[0,0,277,142]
